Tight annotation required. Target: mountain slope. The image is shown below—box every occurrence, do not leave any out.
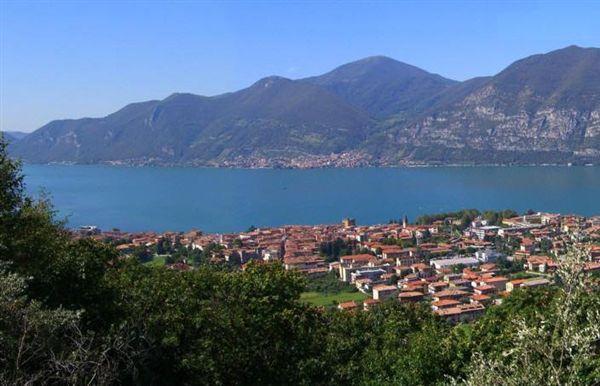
[379,45,600,164]
[10,46,600,167]
[1,131,28,142]
[303,56,457,118]
[12,77,372,165]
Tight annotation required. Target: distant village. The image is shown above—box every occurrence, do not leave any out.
[76,210,600,323]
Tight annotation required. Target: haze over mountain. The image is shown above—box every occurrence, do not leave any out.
[11,46,600,167]
[1,131,28,142]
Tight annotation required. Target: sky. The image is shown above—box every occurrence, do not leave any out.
[1,1,599,133]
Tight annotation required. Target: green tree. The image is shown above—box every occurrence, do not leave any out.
[0,137,119,330]
[455,248,600,385]
[132,245,153,263]
[0,265,125,384]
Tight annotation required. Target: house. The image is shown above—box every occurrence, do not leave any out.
[473,285,496,295]
[590,245,600,260]
[471,226,501,240]
[393,266,413,277]
[283,255,325,271]
[478,276,509,292]
[469,294,492,304]
[428,281,450,294]
[262,248,281,261]
[519,278,551,289]
[435,303,485,323]
[398,291,424,303]
[380,245,404,260]
[526,255,557,273]
[475,249,503,262]
[410,263,436,277]
[585,262,600,272]
[350,268,387,284]
[431,299,461,310]
[432,289,469,302]
[372,284,398,300]
[395,248,421,266]
[506,278,551,291]
[449,278,472,289]
[363,298,381,311]
[342,218,356,228]
[520,238,536,253]
[480,263,498,272]
[401,280,428,293]
[354,277,372,290]
[430,256,479,271]
[338,254,380,281]
[505,279,529,292]
[340,253,377,267]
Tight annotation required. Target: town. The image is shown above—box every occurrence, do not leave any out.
[78,209,600,322]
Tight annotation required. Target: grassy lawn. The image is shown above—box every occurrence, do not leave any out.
[509,271,538,280]
[300,290,368,307]
[144,255,167,267]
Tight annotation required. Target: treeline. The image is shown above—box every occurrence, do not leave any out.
[1,137,599,385]
[415,209,519,228]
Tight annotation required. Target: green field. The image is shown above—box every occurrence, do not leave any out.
[300,290,368,307]
[144,255,167,267]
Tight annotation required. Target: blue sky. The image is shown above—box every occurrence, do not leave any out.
[1,1,599,132]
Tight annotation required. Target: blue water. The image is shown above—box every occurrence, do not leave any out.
[22,165,600,233]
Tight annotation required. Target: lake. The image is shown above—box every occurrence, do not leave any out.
[22,165,600,233]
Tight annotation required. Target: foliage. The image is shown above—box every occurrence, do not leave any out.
[304,271,351,293]
[381,237,416,248]
[319,237,355,262]
[300,290,368,308]
[108,261,323,384]
[416,209,518,230]
[453,247,600,385]
[133,245,153,263]
[416,209,480,227]
[0,265,130,385]
[496,256,525,274]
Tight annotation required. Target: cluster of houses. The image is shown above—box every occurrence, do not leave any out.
[331,213,600,321]
[335,253,554,323]
[85,211,600,322]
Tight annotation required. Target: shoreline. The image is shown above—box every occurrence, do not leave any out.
[22,161,600,169]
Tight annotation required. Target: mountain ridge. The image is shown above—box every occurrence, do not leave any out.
[1,131,29,142]
[11,45,600,167]
[302,55,457,117]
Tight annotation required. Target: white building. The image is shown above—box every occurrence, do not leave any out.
[430,256,479,270]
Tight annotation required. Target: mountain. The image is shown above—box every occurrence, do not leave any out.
[1,131,28,142]
[303,56,457,118]
[377,45,600,164]
[13,76,372,165]
[11,46,600,167]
